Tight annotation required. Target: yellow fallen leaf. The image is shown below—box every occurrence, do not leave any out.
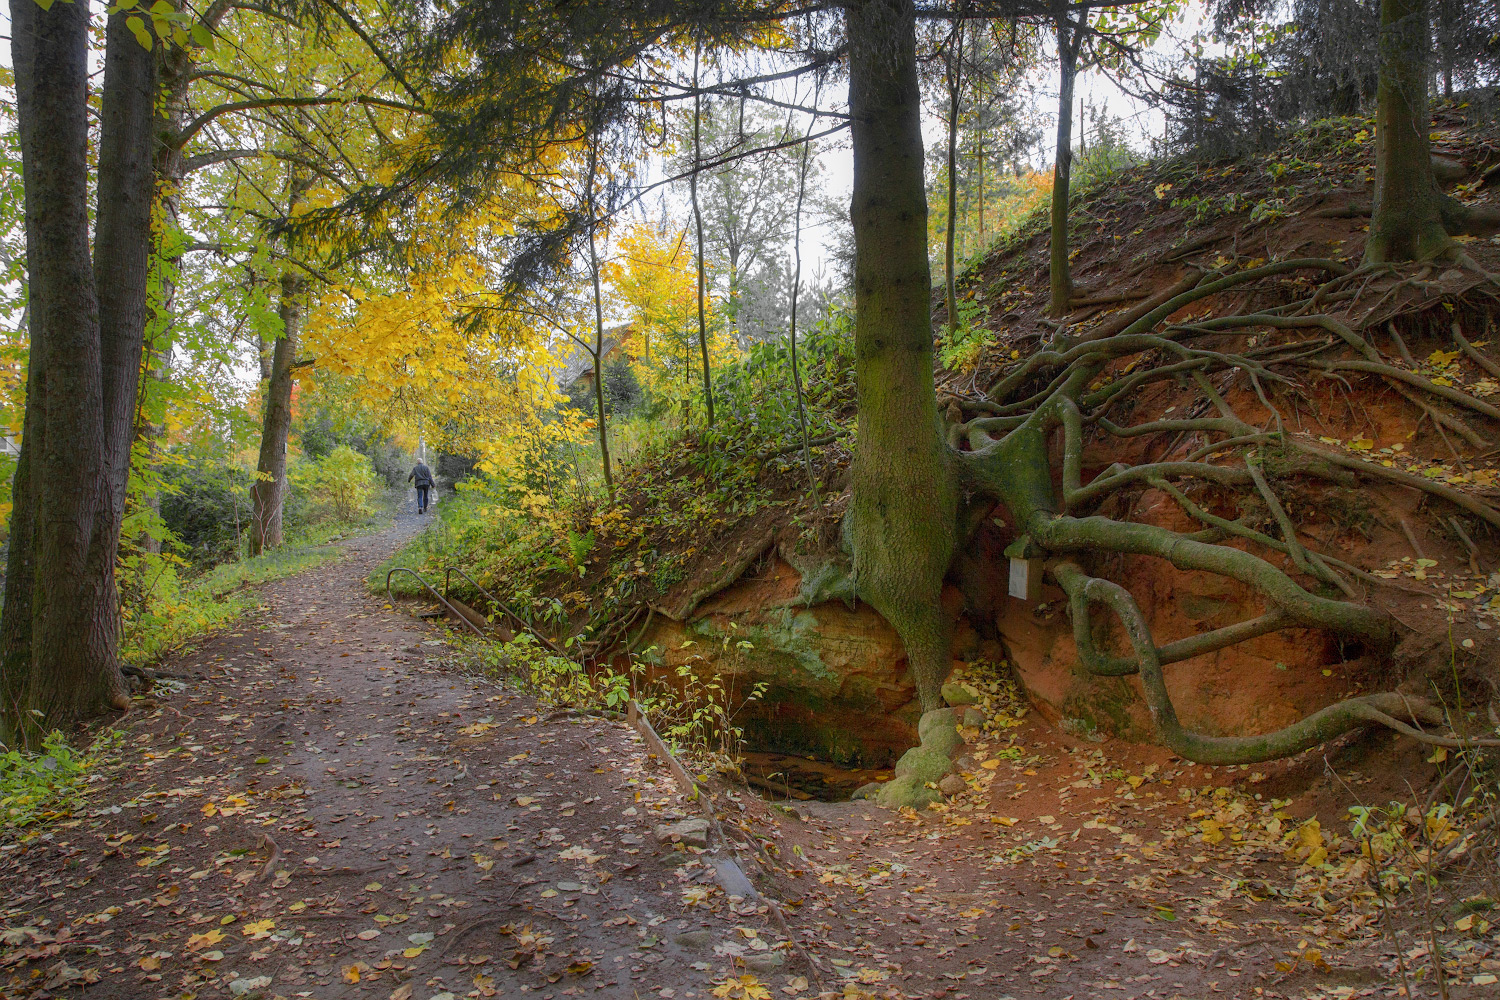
[343,964,361,983]
[185,929,224,952]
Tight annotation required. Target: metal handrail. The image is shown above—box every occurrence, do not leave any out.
[385,567,486,639]
[443,566,565,654]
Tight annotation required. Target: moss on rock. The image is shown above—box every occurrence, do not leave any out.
[873,775,942,810]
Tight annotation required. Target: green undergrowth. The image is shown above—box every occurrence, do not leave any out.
[122,478,403,668]
[122,541,347,667]
[0,729,124,837]
[445,630,767,769]
[374,316,855,643]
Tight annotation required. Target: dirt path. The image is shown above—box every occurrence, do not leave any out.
[5,511,1498,1000]
[1,514,790,999]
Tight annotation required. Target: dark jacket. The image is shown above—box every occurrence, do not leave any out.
[408,463,434,488]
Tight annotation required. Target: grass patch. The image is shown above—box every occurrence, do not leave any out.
[122,541,346,667]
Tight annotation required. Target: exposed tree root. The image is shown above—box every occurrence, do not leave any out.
[1050,561,1500,765]
[864,260,1500,766]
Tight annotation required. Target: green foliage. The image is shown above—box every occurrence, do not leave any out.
[157,455,255,569]
[121,543,344,668]
[700,308,854,461]
[294,382,410,486]
[562,356,643,418]
[0,730,121,833]
[937,294,993,371]
[455,631,766,766]
[1072,123,1141,193]
[290,445,381,525]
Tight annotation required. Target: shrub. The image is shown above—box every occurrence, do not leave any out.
[291,445,380,525]
[159,458,254,568]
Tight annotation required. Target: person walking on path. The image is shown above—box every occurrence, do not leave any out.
[408,460,435,514]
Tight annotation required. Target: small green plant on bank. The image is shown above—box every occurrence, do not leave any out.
[291,444,382,524]
[450,629,767,768]
[937,295,993,371]
[1,729,122,834]
[643,627,769,763]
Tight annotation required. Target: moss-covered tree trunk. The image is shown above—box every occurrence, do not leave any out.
[1365,0,1451,263]
[846,0,957,712]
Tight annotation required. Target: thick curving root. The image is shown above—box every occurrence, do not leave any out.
[930,259,1500,765]
[1049,561,1500,764]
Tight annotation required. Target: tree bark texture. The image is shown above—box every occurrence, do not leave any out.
[1048,15,1082,316]
[250,273,304,554]
[0,0,50,736]
[1365,0,1451,263]
[943,14,963,338]
[846,0,958,712]
[88,9,160,665]
[1,0,155,741]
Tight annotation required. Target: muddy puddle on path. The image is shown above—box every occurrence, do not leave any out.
[739,749,888,801]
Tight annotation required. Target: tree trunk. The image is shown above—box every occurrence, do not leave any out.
[0,350,41,744]
[585,225,615,500]
[944,13,963,339]
[1437,0,1454,97]
[250,273,304,554]
[1365,0,1452,263]
[691,47,716,427]
[256,329,275,382]
[788,83,819,499]
[845,0,957,712]
[0,0,49,738]
[1048,15,1081,316]
[1,0,126,740]
[87,7,159,666]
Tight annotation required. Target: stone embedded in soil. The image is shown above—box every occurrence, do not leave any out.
[917,707,960,745]
[941,679,980,706]
[872,774,941,810]
[672,931,715,952]
[741,952,785,972]
[938,773,968,796]
[654,818,711,847]
[960,706,985,728]
[894,744,953,784]
[918,713,964,759]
